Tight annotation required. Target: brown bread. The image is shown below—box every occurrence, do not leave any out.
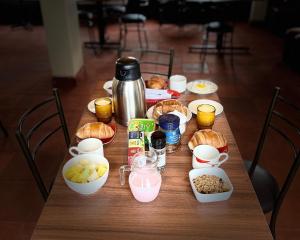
[188,129,227,150]
[146,76,166,89]
[76,122,114,139]
[152,99,187,120]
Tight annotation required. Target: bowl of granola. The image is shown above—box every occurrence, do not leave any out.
[189,168,233,202]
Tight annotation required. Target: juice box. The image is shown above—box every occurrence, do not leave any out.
[128,119,156,165]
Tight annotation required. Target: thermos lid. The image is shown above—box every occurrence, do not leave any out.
[151,131,166,150]
[158,114,180,131]
[115,57,141,81]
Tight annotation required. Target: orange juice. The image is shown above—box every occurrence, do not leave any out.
[197,104,216,129]
[94,98,112,123]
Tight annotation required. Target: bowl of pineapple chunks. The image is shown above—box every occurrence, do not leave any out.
[62,153,109,195]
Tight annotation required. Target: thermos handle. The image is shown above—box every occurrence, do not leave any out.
[119,165,132,186]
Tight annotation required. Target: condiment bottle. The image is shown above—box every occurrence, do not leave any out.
[158,114,181,153]
[151,131,166,170]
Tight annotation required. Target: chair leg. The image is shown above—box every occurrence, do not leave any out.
[137,23,143,49]
[0,120,8,137]
[230,32,234,68]
[200,31,209,72]
[142,23,149,49]
[118,19,123,48]
[123,24,128,49]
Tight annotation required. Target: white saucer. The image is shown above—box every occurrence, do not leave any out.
[87,99,96,113]
[103,80,113,95]
[187,80,218,95]
[188,99,223,116]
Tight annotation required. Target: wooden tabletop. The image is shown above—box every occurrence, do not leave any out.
[31,88,273,240]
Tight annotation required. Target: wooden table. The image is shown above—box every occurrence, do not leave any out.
[31,88,273,239]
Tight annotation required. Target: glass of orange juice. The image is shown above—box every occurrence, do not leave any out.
[197,104,216,130]
[94,97,112,123]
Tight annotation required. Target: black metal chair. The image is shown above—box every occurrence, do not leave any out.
[16,88,70,201]
[119,0,149,49]
[118,48,174,80]
[0,120,8,137]
[245,87,300,238]
[189,21,235,71]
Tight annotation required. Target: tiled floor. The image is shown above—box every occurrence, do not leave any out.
[0,21,299,239]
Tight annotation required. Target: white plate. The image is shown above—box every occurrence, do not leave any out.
[146,105,192,123]
[189,168,233,203]
[87,99,96,113]
[187,80,218,95]
[188,99,223,116]
[103,80,113,95]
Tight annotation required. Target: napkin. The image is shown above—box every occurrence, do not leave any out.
[168,110,188,134]
[145,89,172,100]
[169,110,187,124]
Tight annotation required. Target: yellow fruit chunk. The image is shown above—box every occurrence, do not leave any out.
[65,161,108,183]
[96,164,108,177]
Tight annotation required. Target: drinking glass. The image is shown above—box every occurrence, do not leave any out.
[94,97,112,123]
[197,104,216,129]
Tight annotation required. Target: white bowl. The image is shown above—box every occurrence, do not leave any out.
[189,168,233,203]
[62,153,109,195]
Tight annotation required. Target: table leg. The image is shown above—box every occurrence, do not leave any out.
[84,1,120,53]
[97,1,105,45]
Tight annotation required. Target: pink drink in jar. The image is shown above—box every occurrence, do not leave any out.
[120,151,162,203]
[129,168,161,202]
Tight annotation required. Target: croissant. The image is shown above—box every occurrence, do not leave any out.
[146,76,166,89]
[76,122,114,139]
[153,99,187,120]
[188,129,227,150]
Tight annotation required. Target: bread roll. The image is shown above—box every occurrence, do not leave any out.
[76,122,114,139]
[146,76,166,89]
[188,129,227,150]
[153,99,187,120]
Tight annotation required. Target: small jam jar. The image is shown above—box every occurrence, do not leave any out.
[158,114,181,153]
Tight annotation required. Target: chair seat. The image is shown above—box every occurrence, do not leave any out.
[105,5,126,15]
[244,160,279,213]
[207,21,233,33]
[121,13,146,23]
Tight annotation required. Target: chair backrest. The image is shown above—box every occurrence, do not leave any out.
[16,88,70,201]
[248,87,300,237]
[126,0,149,12]
[0,120,8,137]
[117,48,174,80]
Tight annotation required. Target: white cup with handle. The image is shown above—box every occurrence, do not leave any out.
[192,145,229,169]
[169,75,187,93]
[69,138,104,157]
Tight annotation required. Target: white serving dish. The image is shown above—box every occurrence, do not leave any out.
[62,153,109,195]
[189,167,233,203]
[186,80,218,95]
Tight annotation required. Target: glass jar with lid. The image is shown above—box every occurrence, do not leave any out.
[158,114,181,153]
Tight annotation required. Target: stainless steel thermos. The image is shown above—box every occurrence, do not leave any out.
[112,57,146,126]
